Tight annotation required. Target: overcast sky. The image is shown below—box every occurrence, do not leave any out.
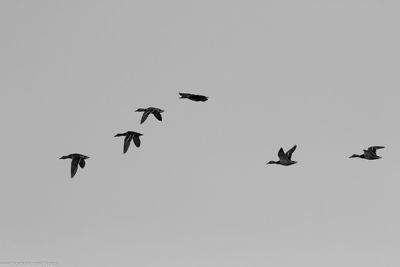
[1,0,400,266]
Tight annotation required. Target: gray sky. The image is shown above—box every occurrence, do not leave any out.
[1,0,400,266]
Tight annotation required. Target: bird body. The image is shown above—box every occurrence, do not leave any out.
[115,131,143,153]
[179,93,208,102]
[350,146,384,160]
[267,145,297,166]
[135,107,164,124]
[59,153,89,178]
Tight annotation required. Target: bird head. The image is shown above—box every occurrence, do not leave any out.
[349,154,360,158]
[266,160,276,165]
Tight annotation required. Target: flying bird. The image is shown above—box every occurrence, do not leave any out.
[349,146,384,160]
[266,145,298,166]
[135,107,164,124]
[179,93,208,102]
[59,153,90,178]
[114,131,143,153]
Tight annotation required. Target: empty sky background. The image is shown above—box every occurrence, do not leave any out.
[1,0,400,266]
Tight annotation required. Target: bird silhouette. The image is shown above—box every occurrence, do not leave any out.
[179,93,208,102]
[59,153,90,178]
[135,107,164,124]
[114,131,143,153]
[349,146,384,160]
[266,145,297,166]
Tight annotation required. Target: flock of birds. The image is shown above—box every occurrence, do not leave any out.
[59,92,385,178]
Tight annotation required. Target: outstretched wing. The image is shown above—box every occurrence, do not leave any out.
[286,145,297,160]
[153,111,162,121]
[123,134,133,153]
[367,146,384,154]
[71,157,79,178]
[133,135,141,147]
[278,148,286,161]
[140,111,150,124]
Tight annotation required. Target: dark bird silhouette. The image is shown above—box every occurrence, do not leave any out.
[349,146,384,160]
[59,153,90,178]
[179,93,208,102]
[266,145,297,166]
[135,107,164,124]
[114,131,143,153]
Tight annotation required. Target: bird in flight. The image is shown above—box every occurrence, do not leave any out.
[266,145,298,166]
[135,107,164,124]
[349,146,384,160]
[114,131,143,153]
[59,153,90,178]
[179,93,208,102]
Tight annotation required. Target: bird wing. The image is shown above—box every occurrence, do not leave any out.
[363,149,374,157]
[140,110,150,124]
[71,157,79,178]
[153,111,162,121]
[286,145,297,160]
[278,148,287,160]
[123,134,133,153]
[368,146,384,154]
[133,135,141,147]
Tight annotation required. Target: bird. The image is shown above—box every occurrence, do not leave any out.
[59,153,90,178]
[179,93,208,102]
[135,107,164,124]
[114,131,143,153]
[266,145,297,166]
[349,146,384,160]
